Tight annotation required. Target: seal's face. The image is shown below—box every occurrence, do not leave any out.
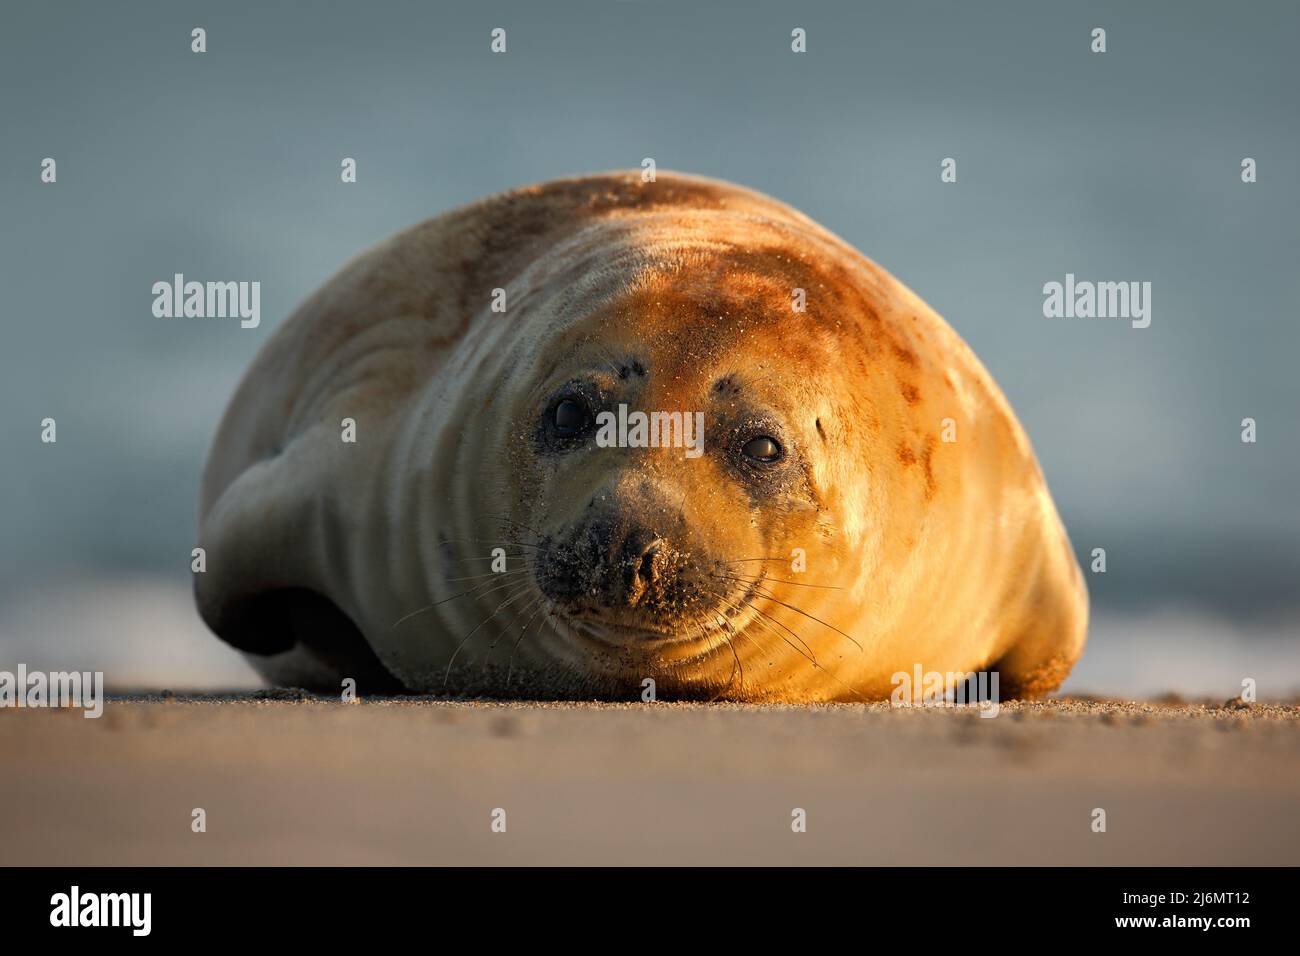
[525,358,814,653]
[500,246,863,680]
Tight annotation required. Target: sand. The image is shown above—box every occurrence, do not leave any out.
[2,695,1297,866]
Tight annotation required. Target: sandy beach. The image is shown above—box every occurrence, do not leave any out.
[3,695,1297,866]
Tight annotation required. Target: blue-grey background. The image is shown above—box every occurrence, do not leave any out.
[2,0,1297,693]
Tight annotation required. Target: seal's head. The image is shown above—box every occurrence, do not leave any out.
[486,221,873,693]
[197,172,1087,701]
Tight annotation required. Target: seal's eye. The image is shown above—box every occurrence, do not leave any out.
[742,436,782,463]
[552,398,589,436]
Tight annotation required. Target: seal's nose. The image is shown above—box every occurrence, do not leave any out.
[623,535,665,605]
[535,497,685,614]
[592,521,667,608]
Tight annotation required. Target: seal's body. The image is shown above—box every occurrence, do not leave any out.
[196,172,1087,701]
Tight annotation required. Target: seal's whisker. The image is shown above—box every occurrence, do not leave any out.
[706,597,768,667]
[704,574,819,661]
[440,537,541,550]
[707,617,744,702]
[478,589,545,675]
[747,603,820,664]
[440,551,537,565]
[707,586,818,667]
[715,607,768,659]
[391,572,533,630]
[715,588,872,703]
[732,597,820,666]
[716,571,842,590]
[747,584,865,653]
[506,595,551,686]
[442,567,532,585]
[442,583,536,689]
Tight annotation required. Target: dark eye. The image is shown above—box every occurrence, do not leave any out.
[742,436,782,462]
[552,398,589,435]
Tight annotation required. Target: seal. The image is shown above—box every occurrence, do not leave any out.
[195,171,1088,701]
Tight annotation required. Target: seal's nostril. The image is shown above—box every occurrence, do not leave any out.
[636,540,664,586]
[620,536,666,606]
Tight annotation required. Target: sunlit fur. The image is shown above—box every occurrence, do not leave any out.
[196,172,1088,701]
